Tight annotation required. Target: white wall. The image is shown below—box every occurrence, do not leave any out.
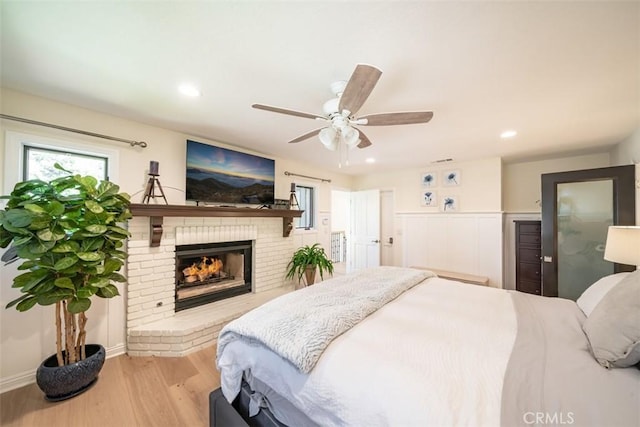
[610,129,640,166]
[609,129,640,225]
[0,88,351,392]
[502,152,611,214]
[331,190,351,233]
[0,89,353,207]
[400,213,504,287]
[353,157,504,287]
[354,157,502,213]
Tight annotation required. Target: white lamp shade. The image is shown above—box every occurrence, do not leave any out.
[604,226,640,266]
[322,98,339,115]
[318,128,338,151]
[343,127,360,148]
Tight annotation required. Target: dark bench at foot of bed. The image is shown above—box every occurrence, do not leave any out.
[210,388,248,427]
[210,386,288,427]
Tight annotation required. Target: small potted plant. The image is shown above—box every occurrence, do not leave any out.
[0,164,131,401]
[285,243,334,286]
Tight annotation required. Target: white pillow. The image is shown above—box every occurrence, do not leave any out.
[576,272,631,317]
[583,270,640,368]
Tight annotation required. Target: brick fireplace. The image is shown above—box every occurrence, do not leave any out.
[125,210,298,357]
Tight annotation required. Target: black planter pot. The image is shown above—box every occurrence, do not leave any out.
[36,344,106,402]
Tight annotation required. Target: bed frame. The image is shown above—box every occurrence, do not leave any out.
[209,382,288,427]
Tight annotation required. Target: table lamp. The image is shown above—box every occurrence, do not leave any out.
[604,226,640,266]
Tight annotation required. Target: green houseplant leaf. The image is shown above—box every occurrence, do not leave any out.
[285,243,334,285]
[0,163,131,366]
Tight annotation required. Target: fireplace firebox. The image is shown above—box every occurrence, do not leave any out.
[175,240,252,311]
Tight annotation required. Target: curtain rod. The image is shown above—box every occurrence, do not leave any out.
[0,114,148,148]
[284,171,331,183]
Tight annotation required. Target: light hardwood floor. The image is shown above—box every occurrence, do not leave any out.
[0,345,220,427]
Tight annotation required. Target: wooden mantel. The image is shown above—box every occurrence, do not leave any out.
[130,203,303,246]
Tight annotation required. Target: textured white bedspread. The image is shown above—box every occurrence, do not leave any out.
[218,266,432,374]
[218,276,518,426]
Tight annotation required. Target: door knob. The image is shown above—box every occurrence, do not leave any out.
[388,237,394,244]
[372,239,380,243]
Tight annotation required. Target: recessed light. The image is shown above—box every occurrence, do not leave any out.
[500,130,517,139]
[178,83,201,97]
[365,158,375,164]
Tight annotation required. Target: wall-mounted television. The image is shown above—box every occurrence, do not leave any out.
[185,140,275,205]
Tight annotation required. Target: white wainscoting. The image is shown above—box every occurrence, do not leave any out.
[399,213,505,287]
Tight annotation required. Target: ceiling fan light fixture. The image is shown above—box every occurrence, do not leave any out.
[319,127,338,151]
[323,98,339,115]
[252,64,434,157]
[343,127,360,148]
[330,80,347,97]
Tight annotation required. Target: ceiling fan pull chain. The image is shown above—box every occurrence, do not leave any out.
[345,141,350,167]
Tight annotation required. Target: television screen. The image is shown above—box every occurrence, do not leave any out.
[185,140,275,205]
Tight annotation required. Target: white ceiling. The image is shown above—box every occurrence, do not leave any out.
[1,1,639,175]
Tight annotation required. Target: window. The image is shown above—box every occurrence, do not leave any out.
[3,131,118,196]
[295,184,315,229]
[23,145,108,181]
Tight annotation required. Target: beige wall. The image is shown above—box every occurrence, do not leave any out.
[353,157,503,212]
[0,88,353,207]
[0,88,352,391]
[609,129,640,224]
[610,129,640,166]
[502,152,611,213]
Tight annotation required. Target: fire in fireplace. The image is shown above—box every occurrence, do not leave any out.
[182,256,224,284]
[175,240,252,311]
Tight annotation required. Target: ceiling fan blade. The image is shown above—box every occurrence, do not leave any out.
[338,64,382,116]
[288,128,324,144]
[356,129,372,149]
[252,104,325,120]
[357,111,433,126]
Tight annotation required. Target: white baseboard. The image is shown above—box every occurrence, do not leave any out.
[0,370,35,395]
[0,343,127,395]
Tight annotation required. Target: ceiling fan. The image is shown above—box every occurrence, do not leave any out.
[252,64,434,151]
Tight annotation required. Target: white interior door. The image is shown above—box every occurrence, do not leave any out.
[380,190,395,266]
[350,189,380,271]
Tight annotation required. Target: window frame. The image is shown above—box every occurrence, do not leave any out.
[3,130,119,196]
[294,183,317,230]
[22,144,109,182]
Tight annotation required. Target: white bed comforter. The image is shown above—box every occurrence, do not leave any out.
[218,276,518,426]
[217,266,433,374]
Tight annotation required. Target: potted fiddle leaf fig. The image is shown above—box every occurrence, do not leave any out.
[0,163,132,401]
[285,243,334,286]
